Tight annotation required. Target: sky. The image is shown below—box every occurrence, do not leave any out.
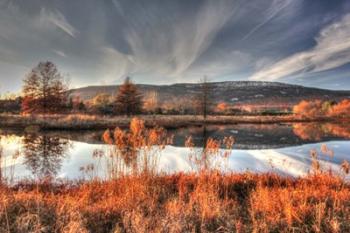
[0,0,350,94]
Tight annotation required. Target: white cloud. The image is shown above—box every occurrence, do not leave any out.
[250,13,350,81]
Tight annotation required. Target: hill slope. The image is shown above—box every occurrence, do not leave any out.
[69,81,350,109]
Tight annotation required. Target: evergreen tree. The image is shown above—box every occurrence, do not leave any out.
[115,77,143,116]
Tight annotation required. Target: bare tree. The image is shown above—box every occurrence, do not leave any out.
[22,61,68,114]
[115,77,143,116]
[196,76,212,120]
[143,91,159,114]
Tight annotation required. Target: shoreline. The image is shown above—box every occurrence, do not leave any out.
[0,113,348,130]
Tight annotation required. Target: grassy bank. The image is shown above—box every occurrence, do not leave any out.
[1,172,350,232]
[0,113,346,130]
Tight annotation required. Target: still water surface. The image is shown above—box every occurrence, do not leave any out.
[1,122,350,182]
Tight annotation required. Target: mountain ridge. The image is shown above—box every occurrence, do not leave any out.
[69,81,350,110]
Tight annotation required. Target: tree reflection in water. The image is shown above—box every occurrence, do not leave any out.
[293,123,350,141]
[22,133,70,180]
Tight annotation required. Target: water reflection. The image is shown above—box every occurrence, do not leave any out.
[172,122,350,149]
[0,122,350,182]
[293,122,350,141]
[22,133,70,179]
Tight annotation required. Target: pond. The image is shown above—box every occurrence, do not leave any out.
[0,122,350,182]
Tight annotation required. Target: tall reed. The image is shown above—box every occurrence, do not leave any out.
[102,117,173,178]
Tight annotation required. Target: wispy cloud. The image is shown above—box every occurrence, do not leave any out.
[40,8,78,38]
[250,13,350,81]
[242,0,293,41]
[122,0,235,79]
[53,50,66,57]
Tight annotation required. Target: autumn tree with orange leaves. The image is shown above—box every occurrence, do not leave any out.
[22,61,68,114]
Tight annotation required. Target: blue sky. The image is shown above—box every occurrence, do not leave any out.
[0,0,350,94]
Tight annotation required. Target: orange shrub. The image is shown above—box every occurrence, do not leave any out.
[294,99,350,118]
[293,100,324,117]
[328,99,350,117]
[216,102,228,112]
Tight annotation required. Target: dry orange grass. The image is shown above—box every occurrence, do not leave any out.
[1,172,350,232]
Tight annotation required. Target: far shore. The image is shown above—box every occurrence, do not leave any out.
[0,113,349,130]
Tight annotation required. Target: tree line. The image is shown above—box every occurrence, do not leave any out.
[21,61,144,116]
[6,61,211,117]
